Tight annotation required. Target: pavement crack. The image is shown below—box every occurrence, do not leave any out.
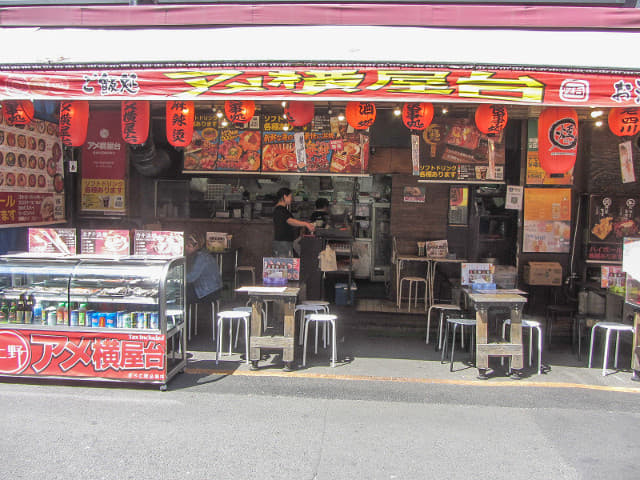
[309,402,329,480]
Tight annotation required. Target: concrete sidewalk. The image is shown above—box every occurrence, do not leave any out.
[184,304,640,394]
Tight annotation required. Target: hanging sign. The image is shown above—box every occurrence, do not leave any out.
[121,100,150,145]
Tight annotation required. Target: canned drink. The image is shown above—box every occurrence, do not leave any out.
[149,312,159,330]
[46,308,56,326]
[106,312,117,328]
[122,312,132,329]
[70,310,79,327]
[136,312,147,329]
[85,310,95,328]
[116,311,125,329]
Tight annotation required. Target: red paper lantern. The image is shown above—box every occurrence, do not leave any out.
[475,104,508,136]
[2,100,34,125]
[345,102,376,130]
[121,100,150,145]
[166,100,195,148]
[538,107,579,175]
[224,100,255,124]
[285,101,315,127]
[608,107,640,137]
[402,103,434,131]
[59,100,90,147]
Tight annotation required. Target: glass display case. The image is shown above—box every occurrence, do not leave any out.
[0,254,186,390]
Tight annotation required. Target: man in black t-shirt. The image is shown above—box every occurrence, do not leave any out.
[272,187,315,257]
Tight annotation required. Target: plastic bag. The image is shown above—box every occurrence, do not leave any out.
[318,245,337,271]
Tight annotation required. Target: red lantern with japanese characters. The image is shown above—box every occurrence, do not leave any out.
[59,100,90,147]
[402,103,434,131]
[345,102,376,130]
[475,104,508,137]
[224,100,255,124]
[166,100,195,148]
[2,100,34,125]
[608,107,640,137]
[121,100,150,145]
[285,101,315,127]
[538,107,579,175]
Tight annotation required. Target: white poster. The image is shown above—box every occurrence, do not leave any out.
[619,140,636,184]
[506,185,523,210]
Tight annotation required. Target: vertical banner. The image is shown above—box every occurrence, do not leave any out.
[411,134,420,176]
[523,188,572,253]
[619,141,636,184]
[80,109,127,215]
[0,117,65,227]
[294,132,307,171]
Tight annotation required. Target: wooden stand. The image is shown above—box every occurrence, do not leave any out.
[465,291,528,379]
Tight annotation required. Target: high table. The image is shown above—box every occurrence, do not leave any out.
[396,254,466,308]
[237,285,300,371]
[464,289,528,379]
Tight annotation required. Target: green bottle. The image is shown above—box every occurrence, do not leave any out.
[0,301,8,323]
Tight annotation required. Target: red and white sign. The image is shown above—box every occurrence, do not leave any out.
[0,329,166,382]
[81,229,130,255]
[133,230,184,257]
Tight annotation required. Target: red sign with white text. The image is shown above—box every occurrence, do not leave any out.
[0,67,639,107]
[0,329,166,382]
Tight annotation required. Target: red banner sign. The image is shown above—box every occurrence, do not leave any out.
[0,329,166,382]
[0,67,639,106]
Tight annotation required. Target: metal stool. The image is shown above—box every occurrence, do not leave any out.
[426,303,461,349]
[216,310,250,365]
[303,313,338,367]
[440,317,476,372]
[188,299,220,343]
[301,300,330,312]
[398,276,428,312]
[295,303,328,346]
[235,265,256,288]
[501,318,543,375]
[588,321,634,376]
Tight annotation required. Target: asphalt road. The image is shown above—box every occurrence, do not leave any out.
[1,372,639,480]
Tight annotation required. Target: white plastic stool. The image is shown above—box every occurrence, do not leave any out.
[216,310,250,365]
[588,321,634,376]
[501,318,543,375]
[440,317,476,372]
[398,276,428,311]
[426,303,461,348]
[188,299,219,343]
[303,313,338,367]
[302,300,330,312]
[295,304,327,346]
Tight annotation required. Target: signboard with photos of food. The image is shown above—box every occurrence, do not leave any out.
[81,229,130,256]
[588,194,640,262]
[523,188,571,253]
[418,118,505,182]
[0,116,65,227]
[133,230,184,257]
[28,227,76,255]
[183,110,220,171]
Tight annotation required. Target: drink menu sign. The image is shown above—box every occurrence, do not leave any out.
[80,229,130,256]
[133,230,184,257]
[0,329,166,382]
[0,117,65,227]
[587,194,640,262]
[418,118,505,183]
[28,228,76,255]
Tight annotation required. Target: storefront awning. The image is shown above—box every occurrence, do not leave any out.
[1,25,640,106]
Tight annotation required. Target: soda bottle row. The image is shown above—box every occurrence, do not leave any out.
[0,297,159,330]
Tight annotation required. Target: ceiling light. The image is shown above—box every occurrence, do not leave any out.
[595,120,604,127]
[221,119,228,127]
[338,112,345,121]
[216,110,223,119]
[281,101,287,108]
[442,107,448,115]
[283,124,290,131]
[393,105,402,117]
[590,110,604,119]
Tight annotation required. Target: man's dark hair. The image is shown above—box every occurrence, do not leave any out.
[276,187,292,201]
[315,198,330,209]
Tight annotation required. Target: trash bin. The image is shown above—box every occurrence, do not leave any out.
[335,282,357,306]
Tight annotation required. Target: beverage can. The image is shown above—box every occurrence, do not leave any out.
[91,312,101,328]
[69,310,79,326]
[136,312,147,329]
[122,312,132,329]
[86,310,95,328]
[116,311,124,329]
[33,303,42,324]
[106,312,117,328]
[149,312,159,330]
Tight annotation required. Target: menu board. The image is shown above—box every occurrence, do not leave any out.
[587,194,640,262]
[523,188,571,253]
[0,117,65,227]
[216,128,261,171]
[183,111,219,171]
[28,228,76,255]
[461,262,494,286]
[263,257,300,282]
[133,230,184,257]
[418,118,505,182]
[81,229,130,256]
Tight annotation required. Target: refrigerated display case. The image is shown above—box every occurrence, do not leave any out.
[0,254,186,390]
[371,202,391,282]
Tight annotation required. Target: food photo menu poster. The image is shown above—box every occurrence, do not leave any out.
[418,118,505,182]
[587,194,640,261]
[28,228,76,255]
[133,230,184,257]
[0,116,65,227]
[523,188,571,253]
[81,229,130,256]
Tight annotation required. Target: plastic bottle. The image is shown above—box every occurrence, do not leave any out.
[33,300,43,324]
[56,302,66,326]
[78,303,87,327]
[0,300,8,323]
[8,301,16,324]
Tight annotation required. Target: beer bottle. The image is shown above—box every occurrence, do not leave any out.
[24,294,34,324]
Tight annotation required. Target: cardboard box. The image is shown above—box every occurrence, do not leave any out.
[523,262,562,286]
